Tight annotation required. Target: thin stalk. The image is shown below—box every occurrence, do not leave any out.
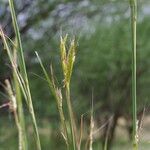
[26,88,41,150]
[9,0,26,76]
[130,0,138,149]
[66,83,76,150]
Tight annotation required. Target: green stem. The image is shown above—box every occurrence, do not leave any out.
[66,83,76,150]
[27,88,41,150]
[130,0,138,149]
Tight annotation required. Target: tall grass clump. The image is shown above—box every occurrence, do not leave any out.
[36,35,80,150]
[129,0,138,149]
[0,0,41,149]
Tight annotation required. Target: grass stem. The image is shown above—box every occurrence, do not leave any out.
[130,0,138,149]
[66,83,76,150]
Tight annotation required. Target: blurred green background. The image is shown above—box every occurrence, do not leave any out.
[0,0,150,149]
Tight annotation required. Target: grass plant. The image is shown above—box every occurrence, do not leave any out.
[0,0,41,149]
[0,0,141,149]
[36,35,78,150]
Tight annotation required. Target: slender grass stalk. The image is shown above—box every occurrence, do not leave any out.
[8,0,26,77]
[65,83,76,150]
[129,0,138,149]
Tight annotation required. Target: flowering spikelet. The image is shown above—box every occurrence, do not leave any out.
[60,35,76,87]
[5,79,17,112]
